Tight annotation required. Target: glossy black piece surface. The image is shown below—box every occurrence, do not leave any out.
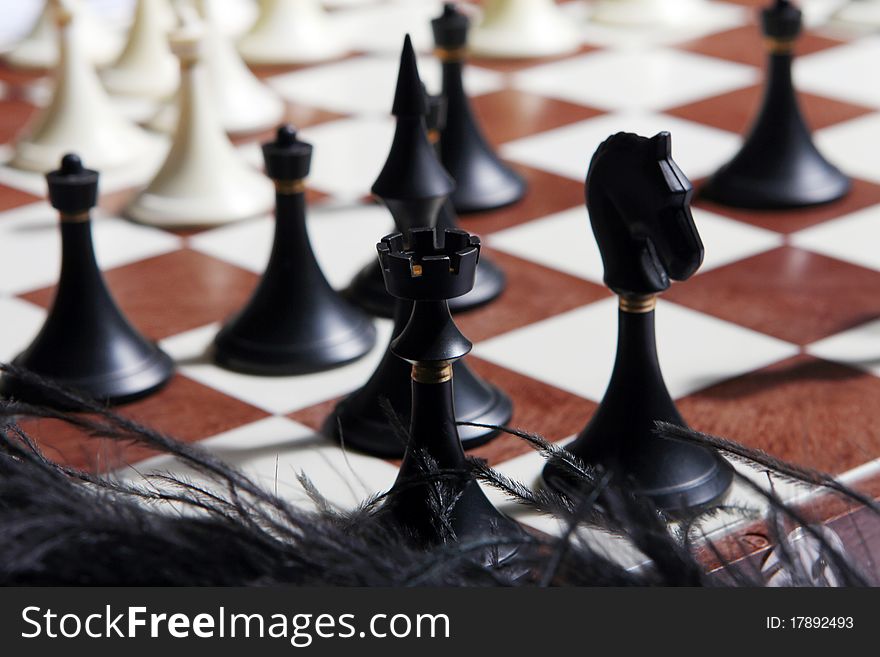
[432,3,526,213]
[543,308,733,514]
[323,294,512,457]
[213,126,376,375]
[542,133,732,515]
[590,132,703,296]
[437,201,506,313]
[347,87,506,317]
[346,35,453,316]
[0,154,174,406]
[429,92,507,312]
[700,0,849,209]
[379,227,520,553]
[329,40,510,455]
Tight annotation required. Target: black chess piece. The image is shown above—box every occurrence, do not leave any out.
[324,35,511,457]
[377,227,520,554]
[542,132,733,516]
[348,86,507,317]
[213,125,376,375]
[0,154,174,406]
[429,90,508,313]
[432,3,526,214]
[700,0,849,209]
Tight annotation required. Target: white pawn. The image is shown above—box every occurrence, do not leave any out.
[11,0,161,173]
[238,0,346,65]
[126,8,274,227]
[149,0,284,135]
[3,0,123,70]
[589,0,711,27]
[101,0,179,101]
[470,0,580,59]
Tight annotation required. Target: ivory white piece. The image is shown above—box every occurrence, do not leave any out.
[833,0,880,27]
[10,0,161,173]
[589,0,713,27]
[3,0,123,70]
[149,0,284,135]
[208,0,259,37]
[470,0,580,59]
[101,0,179,100]
[237,0,346,65]
[127,10,274,227]
[154,0,179,32]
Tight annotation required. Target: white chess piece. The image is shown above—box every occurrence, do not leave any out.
[127,8,274,227]
[3,0,123,70]
[589,0,712,27]
[149,0,284,135]
[833,0,880,27]
[10,0,161,173]
[470,0,580,59]
[237,0,346,65]
[101,0,179,101]
[210,0,259,37]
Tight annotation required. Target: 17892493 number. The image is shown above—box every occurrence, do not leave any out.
[766,617,854,629]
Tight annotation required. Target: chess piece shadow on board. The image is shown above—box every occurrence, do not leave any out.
[0,154,174,408]
[542,132,733,517]
[373,227,522,564]
[346,88,507,317]
[699,0,849,209]
[213,125,376,375]
[326,35,511,457]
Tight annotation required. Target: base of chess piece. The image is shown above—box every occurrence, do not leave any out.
[322,297,512,458]
[542,294,733,517]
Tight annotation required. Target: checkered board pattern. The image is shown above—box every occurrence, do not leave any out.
[3,0,880,560]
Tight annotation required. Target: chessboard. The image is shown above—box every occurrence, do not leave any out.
[2,0,880,569]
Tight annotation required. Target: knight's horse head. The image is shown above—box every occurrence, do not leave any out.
[586,132,703,296]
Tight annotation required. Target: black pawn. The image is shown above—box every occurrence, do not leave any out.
[213,126,376,375]
[429,91,507,313]
[700,0,849,208]
[542,132,733,516]
[378,227,520,552]
[432,3,526,214]
[0,154,174,405]
[324,35,511,457]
